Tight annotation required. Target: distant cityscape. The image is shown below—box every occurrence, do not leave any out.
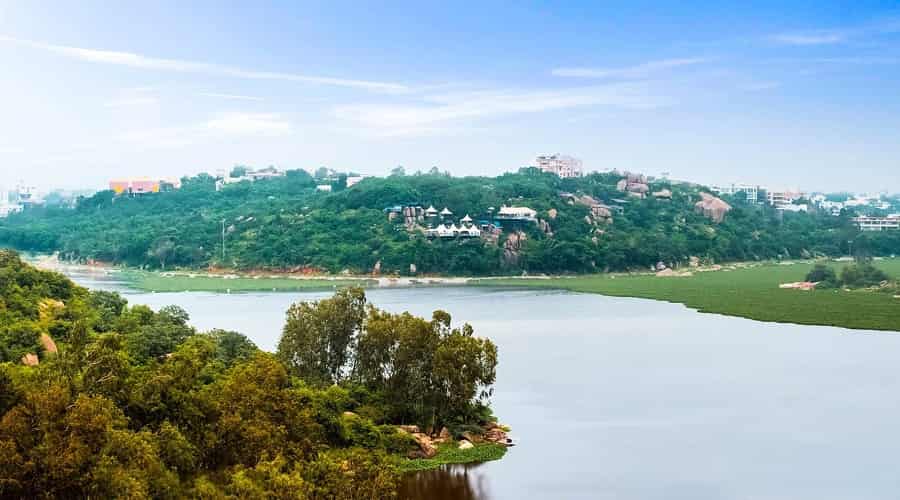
[2,154,898,232]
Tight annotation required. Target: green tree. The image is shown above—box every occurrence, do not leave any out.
[277,287,366,384]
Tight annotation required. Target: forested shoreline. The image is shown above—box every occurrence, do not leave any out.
[1,169,898,276]
[0,250,502,498]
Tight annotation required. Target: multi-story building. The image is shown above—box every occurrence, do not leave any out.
[496,205,538,222]
[109,177,181,196]
[535,154,583,178]
[215,167,284,191]
[711,183,762,204]
[766,189,805,208]
[0,188,22,218]
[853,215,900,231]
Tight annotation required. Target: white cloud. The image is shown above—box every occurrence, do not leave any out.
[199,92,264,101]
[803,57,900,65]
[552,58,708,79]
[333,84,670,136]
[0,35,408,93]
[0,147,25,154]
[205,112,291,135]
[113,112,291,150]
[104,96,159,107]
[770,32,846,45]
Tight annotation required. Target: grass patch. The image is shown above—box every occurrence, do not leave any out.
[477,259,900,332]
[398,443,508,473]
[121,270,375,293]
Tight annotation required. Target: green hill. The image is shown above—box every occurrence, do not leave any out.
[2,169,897,275]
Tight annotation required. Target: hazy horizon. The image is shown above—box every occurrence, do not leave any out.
[2,1,899,193]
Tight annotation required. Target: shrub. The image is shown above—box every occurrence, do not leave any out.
[840,263,891,288]
[806,263,837,284]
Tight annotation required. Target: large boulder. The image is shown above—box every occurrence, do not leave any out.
[484,427,513,446]
[458,440,474,450]
[627,182,649,195]
[408,432,438,459]
[503,231,527,267]
[40,333,58,355]
[694,192,732,223]
[461,431,483,444]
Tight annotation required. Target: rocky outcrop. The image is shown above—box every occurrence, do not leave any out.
[397,425,438,459]
[40,333,58,354]
[547,208,558,220]
[408,432,438,459]
[617,172,650,198]
[483,422,514,446]
[591,205,612,220]
[21,353,39,366]
[458,440,474,450]
[503,231,527,267]
[567,194,613,224]
[537,219,553,237]
[694,192,732,223]
[461,431,482,444]
[652,189,672,199]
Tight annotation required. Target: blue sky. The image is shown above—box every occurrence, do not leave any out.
[1,1,899,192]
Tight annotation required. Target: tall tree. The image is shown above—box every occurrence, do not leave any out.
[277,287,366,384]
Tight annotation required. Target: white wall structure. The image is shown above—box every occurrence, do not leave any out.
[535,154,583,178]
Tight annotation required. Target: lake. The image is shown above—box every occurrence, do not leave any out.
[69,268,900,499]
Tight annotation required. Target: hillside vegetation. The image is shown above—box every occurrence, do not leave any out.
[481,259,900,331]
[2,169,898,275]
[0,250,502,498]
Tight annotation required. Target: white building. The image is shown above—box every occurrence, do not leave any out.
[425,213,481,238]
[496,205,537,221]
[316,184,333,192]
[246,167,285,181]
[710,183,762,204]
[777,204,808,213]
[216,166,285,191]
[0,204,22,218]
[346,175,366,188]
[766,189,805,208]
[854,215,900,231]
[535,154,583,178]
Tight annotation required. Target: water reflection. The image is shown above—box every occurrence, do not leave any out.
[400,464,491,500]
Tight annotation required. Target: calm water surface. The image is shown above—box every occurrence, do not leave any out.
[70,269,900,499]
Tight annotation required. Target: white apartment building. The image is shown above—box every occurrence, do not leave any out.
[711,183,761,204]
[535,154,583,178]
[766,189,805,208]
[853,215,900,231]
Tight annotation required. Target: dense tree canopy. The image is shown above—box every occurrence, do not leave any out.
[2,169,898,275]
[278,289,498,431]
[0,250,501,498]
